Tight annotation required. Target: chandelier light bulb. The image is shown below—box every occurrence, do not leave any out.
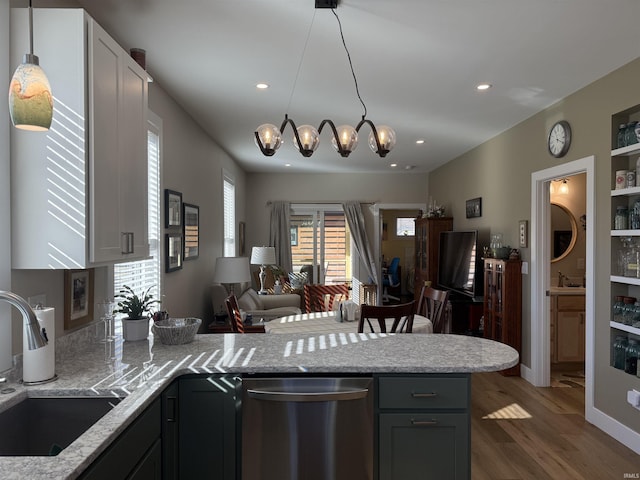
[331,125,358,155]
[368,125,396,156]
[294,124,320,157]
[254,123,283,156]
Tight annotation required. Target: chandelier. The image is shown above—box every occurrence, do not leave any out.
[254,1,396,159]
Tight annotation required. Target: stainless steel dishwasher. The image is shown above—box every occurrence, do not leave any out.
[241,377,374,480]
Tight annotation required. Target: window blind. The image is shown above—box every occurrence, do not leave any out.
[113,127,161,304]
[223,172,235,257]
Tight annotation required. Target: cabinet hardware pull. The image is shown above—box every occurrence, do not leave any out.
[166,396,177,422]
[411,419,438,426]
[411,392,437,398]
[121,232,134,254]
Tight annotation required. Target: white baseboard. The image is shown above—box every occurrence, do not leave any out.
[587,405,640,455]
[520,363,533,384]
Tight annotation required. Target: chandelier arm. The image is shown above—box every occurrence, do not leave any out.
[254,131,277,156]
[356,118,389,158]
[281,115,314,158]
[318,119,351,157]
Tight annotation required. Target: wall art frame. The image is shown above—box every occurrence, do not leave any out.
[64,268,95,330]
[165,189,182,228]
[519,220,528,248]
[166,233,183,272]
[183,203,199,260]
[466,197,482,218]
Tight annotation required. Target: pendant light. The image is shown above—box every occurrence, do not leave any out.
[8,0,53,131]
[254,2,395,159]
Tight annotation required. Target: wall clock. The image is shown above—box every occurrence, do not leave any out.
[548,120,572,158]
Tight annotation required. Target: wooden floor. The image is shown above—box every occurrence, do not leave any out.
[471,371,640,479]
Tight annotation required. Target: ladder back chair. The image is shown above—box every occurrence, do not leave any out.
[303,283,349,313]
[358,301,416,334]
[225,294,245,333]
[416,285,450,333]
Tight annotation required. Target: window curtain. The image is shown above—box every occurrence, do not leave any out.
[343,201,378,285]
[269,201,292,273]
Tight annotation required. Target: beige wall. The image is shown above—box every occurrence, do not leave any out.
[429,57,640,434]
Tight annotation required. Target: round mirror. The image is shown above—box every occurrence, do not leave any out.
[550,202,578,263]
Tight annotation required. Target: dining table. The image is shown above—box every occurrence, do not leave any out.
[264,311,433,335]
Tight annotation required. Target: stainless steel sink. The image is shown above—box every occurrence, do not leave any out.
[0,396,122,456]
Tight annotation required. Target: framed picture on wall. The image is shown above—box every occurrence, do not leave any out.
[64,269,94,330]
[466,197,482,218]
[183,203,199,260]
[166,233,183,272]
[165,189,182,228]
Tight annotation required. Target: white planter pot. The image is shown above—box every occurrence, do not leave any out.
[121,317,149,341]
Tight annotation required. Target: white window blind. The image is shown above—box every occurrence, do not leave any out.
[223,172,235,257]
[114,124,161,304]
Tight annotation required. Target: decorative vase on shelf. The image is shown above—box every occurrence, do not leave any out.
[121,317,150,341]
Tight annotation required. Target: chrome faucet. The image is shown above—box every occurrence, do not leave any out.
[0,291,47,350]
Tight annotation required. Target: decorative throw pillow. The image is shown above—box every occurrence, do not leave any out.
[238,289,260,311]
[288,271,309,289]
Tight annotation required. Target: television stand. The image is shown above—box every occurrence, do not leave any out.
[447,293,484,335]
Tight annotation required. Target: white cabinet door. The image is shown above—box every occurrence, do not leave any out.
[88,19,148,264]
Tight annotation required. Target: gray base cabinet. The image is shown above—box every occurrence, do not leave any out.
[79,398,161,480]
[178,375,239,479]
[376,374,470,480]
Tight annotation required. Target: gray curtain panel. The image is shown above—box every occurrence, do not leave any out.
[269,201,293,274]
[342,201,378,285]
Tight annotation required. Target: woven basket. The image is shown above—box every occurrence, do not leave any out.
[152,317,201,345]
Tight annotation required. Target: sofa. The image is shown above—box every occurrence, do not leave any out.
[211,284,301,323]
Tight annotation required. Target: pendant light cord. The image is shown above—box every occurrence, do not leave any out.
[28,0,34,56]
[285,10,317,114]
[331,8,367,119]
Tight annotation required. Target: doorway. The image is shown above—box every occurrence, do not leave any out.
[530,156,595,416]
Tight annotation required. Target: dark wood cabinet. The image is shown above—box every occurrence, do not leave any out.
[413,217,453,300]
[483,258,522,376]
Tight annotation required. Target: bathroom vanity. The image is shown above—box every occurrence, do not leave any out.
[550,287,586,363]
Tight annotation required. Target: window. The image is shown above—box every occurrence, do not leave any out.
[223,171,235,257]
[114,113,162,305]
[396,217,415,237]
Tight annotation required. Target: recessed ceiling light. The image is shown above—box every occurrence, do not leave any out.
[476,83,492,91]
[390,163,398,168]
[284,163,291,167]
[405,165,415,170]
[416,139,425,144]
[256,83,269,89]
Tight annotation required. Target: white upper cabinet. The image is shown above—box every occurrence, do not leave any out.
[10,9,148,269]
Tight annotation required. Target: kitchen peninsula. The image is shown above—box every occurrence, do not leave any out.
[0,330,518,479]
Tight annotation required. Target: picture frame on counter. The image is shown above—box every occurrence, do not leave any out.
[165,189,182,228]
[183,203,199,260]
[64,268,95,330]
[166,233,183,272]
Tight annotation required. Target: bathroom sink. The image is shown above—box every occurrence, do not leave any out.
[0,396,121,456]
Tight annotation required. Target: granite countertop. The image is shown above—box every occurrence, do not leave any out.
[0,328,518,479]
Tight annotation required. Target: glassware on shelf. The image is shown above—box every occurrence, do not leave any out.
[96,299,116,343]
[624,338,640,375]
[615,205,629,230]
[613,296,625,323]
[618,123,627,148]
[626,121,639,146]
[613,335,628,370]
[622,297,637,325]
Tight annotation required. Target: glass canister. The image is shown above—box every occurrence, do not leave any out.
[624,338,640,375]
[631,200,640,230]
[613,335,628,369]
[615,205,629,230]
[626,121,639,146]
[613,296,625,323]
[618,123,627,148]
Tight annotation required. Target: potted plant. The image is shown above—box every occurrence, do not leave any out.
[114,285,160,341]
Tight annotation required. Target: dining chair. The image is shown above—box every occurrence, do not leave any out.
[225,294,245,333]
[358,300,416,334]
[303,283,349,313]
[416,285,450,333]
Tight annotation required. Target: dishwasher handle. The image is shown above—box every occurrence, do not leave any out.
[246,387,370,402]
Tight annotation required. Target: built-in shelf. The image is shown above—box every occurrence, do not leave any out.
[611,275,640,286]
[611,186,640,197]
[612,144,640,157]
[610,320,640,336]
[611,229,640,236]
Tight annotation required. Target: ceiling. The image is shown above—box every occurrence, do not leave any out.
[70,0,640,174]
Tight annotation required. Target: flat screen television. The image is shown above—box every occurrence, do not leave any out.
[437,230,483,300]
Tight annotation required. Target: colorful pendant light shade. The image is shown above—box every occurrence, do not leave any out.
[8,1,53,131]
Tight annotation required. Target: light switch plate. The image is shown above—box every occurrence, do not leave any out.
[27,294,46,309]
[521,262,528,275]
[627,389,640,409]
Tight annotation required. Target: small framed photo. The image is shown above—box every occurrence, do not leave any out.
[183,203,199,260]
[64,269,95,330]
[165,189,182,228]
[519,220,528,248]
[466,197,482,218]
[166,233,183,272]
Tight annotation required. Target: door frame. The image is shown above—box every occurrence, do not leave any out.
[371,203,427,304]
[528,156,595,413]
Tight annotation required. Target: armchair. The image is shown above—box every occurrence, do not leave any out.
[382,257,401,303]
